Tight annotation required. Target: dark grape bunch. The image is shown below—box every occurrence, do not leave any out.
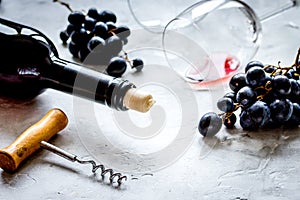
[59,6,144,77]
[199,48,300,137]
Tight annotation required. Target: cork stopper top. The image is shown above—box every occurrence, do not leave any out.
[123,88,155,113]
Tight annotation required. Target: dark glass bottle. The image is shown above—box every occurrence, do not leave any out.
[0,18,152,112]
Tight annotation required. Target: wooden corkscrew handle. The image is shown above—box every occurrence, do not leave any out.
[0,108,68,173]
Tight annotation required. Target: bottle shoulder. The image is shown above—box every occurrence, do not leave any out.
[0,33,53,77]
[0,33,51,98]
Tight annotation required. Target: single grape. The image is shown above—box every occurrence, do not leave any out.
[87,36,105,52]
[98,10,117,23]
[106,35,123,55]
[59,31,69,44]
[68,11,85,26]
[198,112,222,137]
[84,16,97,31]
[78,47,91,62]
[236,86,257,108]
[114,25,131,39]
[87,7,99,20]
[70,28,89,45]
[264,65,276,73]
[247,101,271,127]
[223,92,236,102]
[93,22,108,38]
[285,103,300,127]
[286,68,299,80]
[239,110,259,130]
[66,24,77,36]
[272,75,291,95]
[106,57,127,77]
[106,21,117,32]
[269,99,293,122]
[245,60,264,73]
[68,42,80,58]
[132,58,144,72]
[229,73,247,92]
[290,79,300,98]
[217,97,235,112]
[223,113,237,129]
[246,66,267,88]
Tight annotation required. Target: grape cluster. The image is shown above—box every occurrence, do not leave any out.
[198,49,300,137]
[59,7,144,77]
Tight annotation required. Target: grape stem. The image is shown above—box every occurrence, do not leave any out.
[121,50,133,68]
[256,48,300,101]
[255,80,272,101]
[224,112,233,119]
[53,0,73,12]
[217,103,240,121]
[265,48,300,77]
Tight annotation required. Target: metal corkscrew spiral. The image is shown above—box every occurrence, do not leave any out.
[40,141,127,186]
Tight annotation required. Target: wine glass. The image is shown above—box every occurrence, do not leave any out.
[128,0,298,88]
[127,0,297,33]
[162,0,262,89]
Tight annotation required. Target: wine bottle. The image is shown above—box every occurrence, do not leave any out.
[0,18,154,112]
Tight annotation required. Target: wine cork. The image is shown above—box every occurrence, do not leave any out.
[123,88,155,113]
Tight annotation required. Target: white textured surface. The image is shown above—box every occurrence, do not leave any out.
[0,0,300,200]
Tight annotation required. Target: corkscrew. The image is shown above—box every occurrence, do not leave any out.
[0,109,127,187]
[40,141,127,186]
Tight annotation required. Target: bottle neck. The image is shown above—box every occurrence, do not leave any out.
[43,56,135,111]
